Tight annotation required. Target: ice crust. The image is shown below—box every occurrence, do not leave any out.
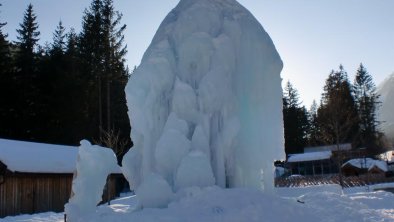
[65,140,120,221]
[123,0,284,207]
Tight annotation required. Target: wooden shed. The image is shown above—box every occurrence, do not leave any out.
[286,151,338,176]
[341,158,388,177]
[0,139,124,218]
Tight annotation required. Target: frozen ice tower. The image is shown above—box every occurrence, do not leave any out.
[123,0,284,207]
[378,72,394,142]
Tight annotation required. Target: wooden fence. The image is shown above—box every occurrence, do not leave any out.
[275,175,394,188]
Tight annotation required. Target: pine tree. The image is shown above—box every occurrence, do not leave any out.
[12,3,42,141]
[60,28,88,145]
[283,81,309,156]
[78,0,131,160]
[353,64,382,154]
[0,3,9,73]
[307,100,321,146]
[15,4,40,75]
[51,20,66,56]
[38,21,70,144]
[0,3,13,138]
[317,65,360,189]
[318,65,359,146]
[66,28,78,58]
[101,0,131,161]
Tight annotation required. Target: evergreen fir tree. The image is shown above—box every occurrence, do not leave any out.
[38,21,70,144]
[353,64,382,154]
[0,3,13,138]
[79,0,105,141]
[78,0,131,160]
[307,100,321,146]
[317,65,359,146]
[283,81,309,156]
[101,0,131,161]
[51,20,66,56]
[0,3,9,73]
[12,3,42,141]
[15,4,40,75]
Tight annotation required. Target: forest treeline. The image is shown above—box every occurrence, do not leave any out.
[283,64,388,157]
[0,1,388,160]
[0,0,132,161]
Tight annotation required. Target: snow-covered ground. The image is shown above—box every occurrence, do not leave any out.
[2,184,394,222]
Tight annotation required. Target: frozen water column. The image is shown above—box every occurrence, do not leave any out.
[124,0,284,193]
[231,15,284,190]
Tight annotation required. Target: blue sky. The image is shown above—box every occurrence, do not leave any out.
[1,0,393,107]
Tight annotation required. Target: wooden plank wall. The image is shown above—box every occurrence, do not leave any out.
[0,174,73,218]
[0,173,123,218]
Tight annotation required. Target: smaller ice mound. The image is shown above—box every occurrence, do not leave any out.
[155,128,191,186]
[65,140,119,221]
[136,173,173,208]
[175,151,215,191]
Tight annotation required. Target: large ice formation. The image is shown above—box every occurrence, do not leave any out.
[123,0,284,207]
[378,72,394,142]
[65,140,120,221]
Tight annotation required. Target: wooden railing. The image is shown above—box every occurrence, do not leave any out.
[275,175,394,188]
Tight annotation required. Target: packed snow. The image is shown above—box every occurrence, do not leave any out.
[287,151,332,162]
[123,0,284,206]
[377,72,394,142]
[65,140,120,221]
[0,138,78,173]
[2,185,394,222]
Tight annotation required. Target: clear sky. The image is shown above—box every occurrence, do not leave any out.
[1,0,393,107]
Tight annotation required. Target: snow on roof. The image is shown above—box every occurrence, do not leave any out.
[342,158,388,172]
[0,138,120,174]
[304,143,351,153]
[379,150,394,163]
[287,151,332,163]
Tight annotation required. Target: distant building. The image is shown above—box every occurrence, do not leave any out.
[341,158,388,177]
[286,151,338,176]
[285,143,359,176]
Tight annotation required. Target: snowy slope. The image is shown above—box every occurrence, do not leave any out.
[123,0,284,202]
[377,72,394,142]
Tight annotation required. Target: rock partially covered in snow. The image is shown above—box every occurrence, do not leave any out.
[378,72,394,143]
[124,0,284,207]
[65,140,119,221]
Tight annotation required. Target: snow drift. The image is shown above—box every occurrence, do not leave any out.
[123,0,284,207]
[377,72,394,143]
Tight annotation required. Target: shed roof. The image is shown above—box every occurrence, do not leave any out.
[342,158,388,172]
[287,151,332,163]
[304,143,351,153]
[0,138,120,174]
